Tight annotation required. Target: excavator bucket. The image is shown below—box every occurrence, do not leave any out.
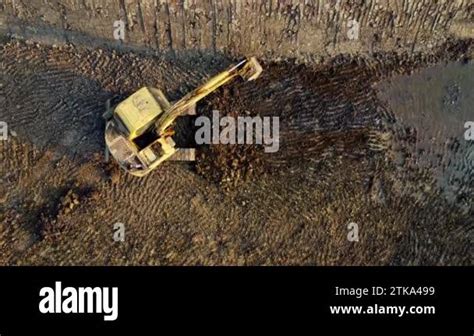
[239,57,263,81]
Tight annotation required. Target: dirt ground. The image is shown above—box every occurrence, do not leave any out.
[2,0,473,59]
[0,35,472,265]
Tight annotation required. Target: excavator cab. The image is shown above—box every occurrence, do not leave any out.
[104,57,263,177]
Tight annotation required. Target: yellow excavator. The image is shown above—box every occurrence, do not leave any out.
[104,57,263,177]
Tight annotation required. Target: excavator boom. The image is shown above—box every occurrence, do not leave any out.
[156,57,262,135]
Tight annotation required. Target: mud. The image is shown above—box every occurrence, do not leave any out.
[196,41,473,184]
[0,38,473,265]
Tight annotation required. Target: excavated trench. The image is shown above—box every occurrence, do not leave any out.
[0,38,472,265]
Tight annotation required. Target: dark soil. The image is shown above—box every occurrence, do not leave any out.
[0,38,472,265]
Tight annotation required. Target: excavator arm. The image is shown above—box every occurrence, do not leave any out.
[155,57,263,135]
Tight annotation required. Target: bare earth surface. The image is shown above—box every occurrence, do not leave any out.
[0,37,472,265]
[0,1,473,265]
